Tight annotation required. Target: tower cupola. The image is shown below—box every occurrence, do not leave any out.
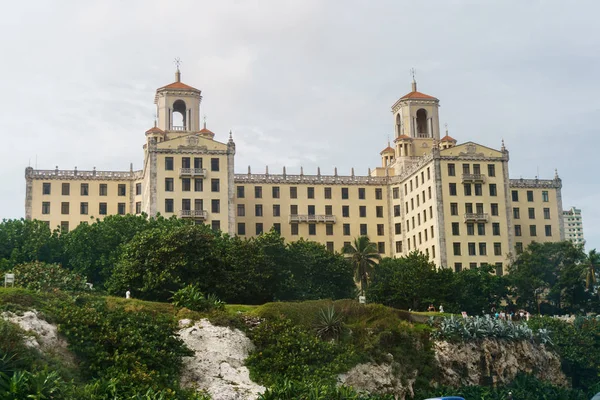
[154,64,202,133]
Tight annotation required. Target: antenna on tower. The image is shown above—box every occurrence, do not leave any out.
[410,68,417,91]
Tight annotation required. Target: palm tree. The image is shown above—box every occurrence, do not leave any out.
[585,249,599,296]
[343,236,381,296]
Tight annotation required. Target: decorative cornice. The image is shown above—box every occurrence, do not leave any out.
[25,168,143,181]
[234,173,388,186]
[509,178,561,189]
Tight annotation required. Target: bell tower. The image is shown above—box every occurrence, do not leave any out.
[154,62,202,134]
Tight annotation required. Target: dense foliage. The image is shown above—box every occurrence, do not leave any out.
[12,261,88,292]
[258,379,394,400]
[171,284,225,312]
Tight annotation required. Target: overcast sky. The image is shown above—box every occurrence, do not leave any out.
[1,1,598,250]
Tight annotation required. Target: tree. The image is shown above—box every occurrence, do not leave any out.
[0,219,61,271]
[584,249,599,296]
[451,264,511,315]
[342,236,381,295]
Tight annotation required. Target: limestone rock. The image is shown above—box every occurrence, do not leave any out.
[338,362,416,400]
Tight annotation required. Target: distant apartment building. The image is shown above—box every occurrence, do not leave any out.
[563,207,584,246]
[25,69,567,274]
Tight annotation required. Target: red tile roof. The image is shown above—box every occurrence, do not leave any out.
[440,134,456,142]
[394,135,412,141]
[380,146,395,154]
[198,127,215,136]
[145,126,164,134]
[158,81,200,91]
[400,91,438,100]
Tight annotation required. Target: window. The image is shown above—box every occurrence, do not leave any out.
[60,221,69,233]
[488,164,496,177]
[377,242,385,254]
[515,225,522,236]
[343,223,351,236]
[325,187,332,199]
[194,157,203,169]
[411,199,414,210]
[211,179,220,192]
[194,198,203,212]
[182,178,191,191]
[291,223,299,235]
[452,222,460,235]
[467,223,475,235]
[359,206,366,218]
[42,183,51,195]
[165,178,174,191]
[194,178,203,192]
[326,242,334,252]
[494,242,502,256]
[394,205,401,217]
[62,183,70,196]
[489,184,497,196]
[395,223,402,235]
[449,183,457,196]
[254,223,263,235]
[211,158,219,171]
[342,205,350,218]
[136,183,142,195]
[360,224,367,235]
[468,242,476,256]
[512,190,519,201]
[81,183,89,196]
[516,242,524,254]
[470,262,478,269]
[307,187,315,199]
[254,186,262,198]
[61,202,69,214]
[491,203,498,216]
[212,221,221,231]
[341,188,349,199]
[165,157,174,171]
[393,187,399,199]
[428,187,432,199]
[135,202,141,214]
[474,184,482,196]
[427,167,431,180]
[272,186,280,199]
[324,205,333,216]
[450,203,458,215]
[320,223,331,236]
[476,203,484,214]
[527,190,534,202]
[376,206,384,218]
[513,207,520,219]
[255,204,263,217]
[530,225,537,236]
[377,224,384,236]
[273,223,281,234]
[495,263,503,276]
[99,203,107,215]
[99,184,107,196]
[545,225,552,237]
[237,204,245,217]
[543,208,550,219]
[396,241,403,253]
[179,199,189,212]
[453,243,461,256]
[465,203,473,214]
[273,205,281,217]
[454,263,463,273]
[182,157,190,169]
[477,223,486,236]
[238,223,246,235]
[493,222,500,236]
[118,203,126,215]
[479,242,487,256]
[358,188,366,200]
[473,164,481,175]
[307,205,315,215]
[237,186,245,198]
[308,224,316,235]
[448,163,455,176]
[464,183,472,196]
[290,187,297,199]
[212,199,220,213]
[290,205,298,215]
[165,199,173,213]
[528,208,535,219]
[42,202,50,214]
[542,190,549,202]
[80,202,88,215]
[375,188,383,200]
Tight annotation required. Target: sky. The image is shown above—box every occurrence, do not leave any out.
[0,1,598,249]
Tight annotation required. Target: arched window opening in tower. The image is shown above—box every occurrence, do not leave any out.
[416,109,428,137]
[172,100,187,131]
[396,113,402,136]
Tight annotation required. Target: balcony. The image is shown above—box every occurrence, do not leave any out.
[179,210,208,220]
[289,214,336,224]
[464,213,489,223]
[461,173,486,183]
[179,168,207,178]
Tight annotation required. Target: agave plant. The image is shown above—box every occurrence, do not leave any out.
[315,306,345,340]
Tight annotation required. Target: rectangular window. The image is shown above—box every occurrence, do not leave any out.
[165,178,174,191]
[42,202,50,214]
[530,225,537,236]
[237,186,245,198]
[375,188,383,200]
[325,205,333,216]
[465,203,473,214]
[342,205,350,218]
[543,208,550,219]
[393,187,399,199]
[117,184,126,196]
[212,221,221,231]
[358,188,366,200]
[454,263,463,273]
[80,202,88,215]
[474,183,482,196]
[450,203,458,216]
[528,208,535,219]
[542,190,549,202]
[377,224,384,236]
[512,190,519,201]
[476,203,484,214]
[470,262,478,269]
[237,204,245,217]
[395,223,402,235]
[473,164,481,175]
[453,242,461,256]
[255,204,263,217]
[495,263,503,276]
[493,222,500,236]
[211,158,220,171]
[449,183,457,196]
[463,164,470,174]
[452,222,460,235]
[467,223,475,235]
[81,183,89,196]
[527,190,534,202]
[165,199,173,213]
[326,242,334,252]
[212,199,220,213]
[324,187,332,199]
[194,199,203,212]
[194,178,203,192]
[341,187,349,199]
[254,186,262,198]
[448,163,455,176]
[99,184,107,196]
[182,178,191,191]
[479,242,487,256]
[118,203,126,215]
[516,242,524,254]
[290,186,297,199]
[308,223,316,235]
[307,205,315,215]
[62,183,70,196]
[464,183,472,196]
[61,202,69,215]
[181,199,191,212]
[515,225,522,236]
[428,186,432,200]
[488,164,496,177]
[427,167,431,180]
[238,223,246,235]
[396,241,403,253]
[468,242,476,256]
[360,224,367,236]
[477,223,486,236]
[135,202,141,214]
[272,186,280,199]
[307,187,315,199]
[273,223,281,234]
[359,206,367,218]
[513,207,520,219]
[99,203,107,215]
[377,242,385,254]
[194,157,203,169]
[135,183,142,195]
[211,179,220,192]
[42,182,51,195]
[165,157,174,171]
[343,223,350,236]
[60,221,69,233]
[545,225,552,237]
[182,157,190,169]
[394,205,401,217]
[489,184,497,196]
[491,203,499,216]
[273,204,281,217]
[291,223,299,235]
[376,206,384,218]
[290,205,298,215]
[326,224,334,236]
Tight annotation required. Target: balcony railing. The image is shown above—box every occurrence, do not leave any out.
[171,126,187,131]
[179,168,207,178]
[179,210,208,220]
[289,214,336,224]
[462,173,485,183]
[464,213,489,223]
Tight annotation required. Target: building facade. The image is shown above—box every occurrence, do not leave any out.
[563,207,584,246]
[25,71,566,273]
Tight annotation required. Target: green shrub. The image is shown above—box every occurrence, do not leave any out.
[12,261,88,292]
[430,315,549,342]
[315,306,345,340]
[259,379,394,400]
[171,284,225,312]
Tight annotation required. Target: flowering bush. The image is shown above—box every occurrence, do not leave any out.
[12,261,88,292]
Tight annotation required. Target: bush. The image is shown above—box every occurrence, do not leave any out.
[259,379,394,400]
[171,285,225,312]
[12,261,88,292]
[315,306,345,340]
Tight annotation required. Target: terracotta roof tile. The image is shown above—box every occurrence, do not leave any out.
[400,91,438,100]
[394,135,412,141]
[158,81,200,91]
[440,134,456,142]
[145,126,164,134]
[380,146,395,154]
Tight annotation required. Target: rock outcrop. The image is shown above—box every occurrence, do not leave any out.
[178,318,265,400]
[338,360,417,400]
